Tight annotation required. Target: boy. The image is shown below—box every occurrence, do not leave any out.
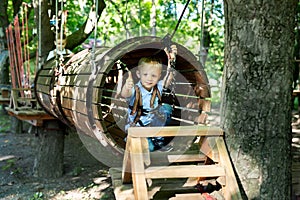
[121,45,177,151]
[46,33,73,61]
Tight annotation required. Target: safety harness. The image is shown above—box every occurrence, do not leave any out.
[129,84,162,126]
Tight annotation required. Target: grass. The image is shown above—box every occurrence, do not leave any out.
[0,106,10,133]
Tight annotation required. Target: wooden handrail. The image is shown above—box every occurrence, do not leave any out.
[127,126,223,137]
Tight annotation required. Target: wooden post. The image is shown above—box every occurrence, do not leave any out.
[130,137,148,200]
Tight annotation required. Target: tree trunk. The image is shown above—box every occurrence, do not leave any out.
[0,51,9,85]
[221,1,297,199]
[33,121,65,178]
[0,0,10,89]
[10,116,23,134]
[150,0,157,36]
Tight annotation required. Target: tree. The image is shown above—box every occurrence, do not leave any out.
[0,0,106,178]
[0,0,106,62]
[221,0,297,199]
[33,0,106,59]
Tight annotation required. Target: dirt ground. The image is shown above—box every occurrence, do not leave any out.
[0,107,116,200]
[0,101,222,200]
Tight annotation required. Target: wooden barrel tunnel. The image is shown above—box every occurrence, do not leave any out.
[34,36,211,163]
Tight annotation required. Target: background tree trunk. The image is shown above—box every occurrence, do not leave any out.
[221,1,297,199]
[150,0,157,36]
[33,121,65,178]
[0,0,10,88]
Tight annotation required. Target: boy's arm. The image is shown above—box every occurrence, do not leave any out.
[121,72,134,98]
[163,45,177,88]
[162,66,174,88]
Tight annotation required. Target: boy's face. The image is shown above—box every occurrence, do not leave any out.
[55,38,67,51]
[136,63,161,91]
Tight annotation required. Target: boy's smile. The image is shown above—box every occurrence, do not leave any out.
[136,64,161,91]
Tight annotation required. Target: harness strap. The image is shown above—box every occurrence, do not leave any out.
[130,84,162,126]
[150,85,161,108]
[134,88,143,124]
[130,85,141,115]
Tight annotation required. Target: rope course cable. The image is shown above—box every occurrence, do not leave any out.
[5,5,34,99]
[37,0,42,70]
[199,0,206,66]
[169,0,191,40]
[21,3,32,98]
[91,0,99,73]
[160,0,196,116]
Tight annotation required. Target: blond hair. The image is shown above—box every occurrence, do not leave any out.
[138,57,162,71]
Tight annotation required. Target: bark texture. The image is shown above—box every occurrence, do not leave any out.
[33,121,65,178]
[222,1,297,199]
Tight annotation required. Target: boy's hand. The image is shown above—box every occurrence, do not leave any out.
[121,71,134,98]
[125,72,134,90]
[164,45,177,63]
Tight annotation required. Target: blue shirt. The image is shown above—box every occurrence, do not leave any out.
[125,80,163,129]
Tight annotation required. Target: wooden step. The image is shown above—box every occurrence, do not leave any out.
[110,168,207,200]
[145,165,225,179]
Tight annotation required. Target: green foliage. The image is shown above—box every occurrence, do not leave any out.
[71,166,84,176]
[65,0,94,34]
[79,182,96,192]
[1,159,22,175]
[29,192,44,200]
[1,159,16,171]
[0,107,11,133]
[6,0,225,100]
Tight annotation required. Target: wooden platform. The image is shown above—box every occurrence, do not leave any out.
[5,107,55,126]
[110,167,222,200]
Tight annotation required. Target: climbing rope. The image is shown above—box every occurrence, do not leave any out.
[22,3,32,97]
[91,0,99,73]
[6,25,17,89]
[55,0,67,71]
[170,0,191,40]
[199,0,206,65]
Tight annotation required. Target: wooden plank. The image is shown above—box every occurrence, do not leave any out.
[24,119,44,126]
[111,168,202,200]
[5,108,56,126]
[36,76,52,85]
[167,154,207,163]
[141,137,151,166]
[130,137,148,200]
[216,137,242,200]
[199,136,219,162]
[128,126,223,138]
[35,84,51,94]
[60,86,89,102]
[147,150,207,166]
[145,165,225,179]
[62,74,91,87]
[122,137,132,184]
[37,69,55,76]
[5,108,54,120]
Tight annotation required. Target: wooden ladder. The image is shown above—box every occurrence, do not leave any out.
[122,126,242,200]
